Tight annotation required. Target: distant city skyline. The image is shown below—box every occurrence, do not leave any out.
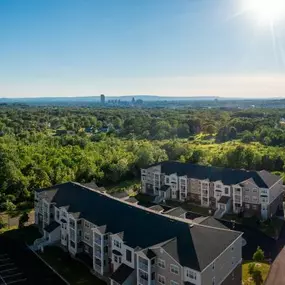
[0,0,285,98]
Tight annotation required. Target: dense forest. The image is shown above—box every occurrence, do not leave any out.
[1,105,285,211]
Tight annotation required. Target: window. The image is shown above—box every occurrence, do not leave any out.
[244,195,250,202]
[113,239,121,248]
[231,246,234,251]
[245,203,250,209]
[170,281,179,285]
[69,219,75,229]
[84,232,90,241]
[158,274,165,284]
[94,233,101,244]
[126,249,132,263]
[252,205,258,210]
[157,258,165,269]
[166,177,170,184]
[84,221,90,228]
[151,258,155,265]
[56,210,60,220]
[170,264,179,275]
[186,270,196,280]
[224,187,229,195]
[253,188,258,193]
[70,241,75,249]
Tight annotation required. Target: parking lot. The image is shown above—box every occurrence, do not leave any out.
[0,251,28,285]
[0,236,67,285]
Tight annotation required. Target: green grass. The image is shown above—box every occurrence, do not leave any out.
[165,200,210,216]
[0,225,42,245]
[105,179,140,193]
[242,261,270,285]
[40,246,106,285]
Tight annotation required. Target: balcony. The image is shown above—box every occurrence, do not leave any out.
[94,264,101,273]
[95,238,101,245]
[139,277,149,285]
[139,262,148,272]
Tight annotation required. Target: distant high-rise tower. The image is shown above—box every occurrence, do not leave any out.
[100,94,105,104]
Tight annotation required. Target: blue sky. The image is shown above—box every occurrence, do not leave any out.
[0,0,285,98]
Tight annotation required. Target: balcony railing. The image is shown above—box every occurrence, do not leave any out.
[139,277,149,285]
[139,262,148,272]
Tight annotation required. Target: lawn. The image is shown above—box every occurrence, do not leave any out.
[105,179,140,194]
[40,246,106,285]
[165,200,210,216]
[242,261,270,285]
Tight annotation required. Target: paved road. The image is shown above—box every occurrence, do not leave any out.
[0,236,67,285]
[265,247,285,285]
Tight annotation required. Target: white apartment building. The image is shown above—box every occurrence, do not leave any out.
[141,161,284,220]
[34,182,243,285]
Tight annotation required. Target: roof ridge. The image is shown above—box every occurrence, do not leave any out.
[79,182,242,235]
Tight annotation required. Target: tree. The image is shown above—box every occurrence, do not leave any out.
[228,126,237,140]
[18,212,29,228]
[253,246,265,262]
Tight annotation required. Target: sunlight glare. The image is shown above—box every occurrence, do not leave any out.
[243,0,285,25]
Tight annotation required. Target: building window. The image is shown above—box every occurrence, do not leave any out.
[126,249,132,263]
[70,241,75,249]
[56,210,60,220]
[84,221,90,228]
[170,264,179,275]
[94,233,101,244]
[84,232,90,241]
[166,177,170,184]
[170,281,179,285]
[113,239,121,248]
[252,205,258,210]
[245,203,250,209]
[186,270,196,280]
[224,187,229,195]
[253,188,258,193]
[157,258,165,269]
[158,274,165,284]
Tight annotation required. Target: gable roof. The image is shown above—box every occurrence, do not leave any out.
[44,221,60,233]
[110,263,134,283]
[37,182,242,271]
[164,207,187,218]
[148,161,280,188]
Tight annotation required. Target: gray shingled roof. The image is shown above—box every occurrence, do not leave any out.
[164,207,187,217]
[218,196,231,204]
[149,161,280,188]
[110,263,134,283]
[37,182,242,271]
[44,221,60,233]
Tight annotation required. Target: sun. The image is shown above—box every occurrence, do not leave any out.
[243,0,285,25]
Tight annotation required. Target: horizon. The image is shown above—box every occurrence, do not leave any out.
[1,0,285,98]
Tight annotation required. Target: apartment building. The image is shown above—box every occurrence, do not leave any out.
[141,161,284,220]
[34,182,243,285]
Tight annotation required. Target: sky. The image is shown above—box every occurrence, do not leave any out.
[0,0,285,98]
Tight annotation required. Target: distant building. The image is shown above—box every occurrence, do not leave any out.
[100,94,105,104]
[141,161,284,220]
